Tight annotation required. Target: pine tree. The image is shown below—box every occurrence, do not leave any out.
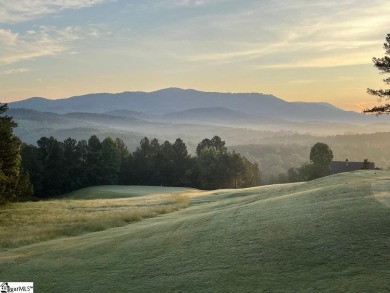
[364,33,390,114]
[0,103,33,205]
[100,137,121,184]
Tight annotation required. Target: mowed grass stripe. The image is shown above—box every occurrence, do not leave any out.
[1,171,390,292]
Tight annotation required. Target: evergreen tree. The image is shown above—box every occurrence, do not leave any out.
[115,138,129,160]
[156,140,175,186]
[63,137,83,192]
[237,155,261,187]
[172,138,188,159]
[196,136,227,156]
[115,138,130,184]
[172,138,193,186]
[0,103,33,204]
[132,137,159,185]
[195,137,261,189]
[120,153,135,185]
[86,135,103,186]
[21,144,42,195]
[196,146,223,189]
[76,139,88,187]
[364,33,390,114]
[226,151,245,188]
[37,136,65,197]
[100,137,121,184]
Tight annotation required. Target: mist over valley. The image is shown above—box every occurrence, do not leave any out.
[8,88,390,185]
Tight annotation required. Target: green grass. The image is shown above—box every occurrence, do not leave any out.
[1,171,390,292]
[64,185,193,199]
[0,186,190,250]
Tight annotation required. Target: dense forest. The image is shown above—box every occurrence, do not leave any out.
[21,135,261,198]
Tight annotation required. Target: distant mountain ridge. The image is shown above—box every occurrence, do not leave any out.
[8,88,388,124]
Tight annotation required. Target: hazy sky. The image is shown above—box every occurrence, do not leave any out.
[0,0,389,111]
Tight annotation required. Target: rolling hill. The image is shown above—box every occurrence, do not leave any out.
[1,171,389,292]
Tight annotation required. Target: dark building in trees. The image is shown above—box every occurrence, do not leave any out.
[330,159,375,175]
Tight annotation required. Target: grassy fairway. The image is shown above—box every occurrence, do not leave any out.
[1,171,390,292]
[65,185,193,199]
[0,186,190,249]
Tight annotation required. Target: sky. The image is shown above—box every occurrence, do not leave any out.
[0,0,389,111]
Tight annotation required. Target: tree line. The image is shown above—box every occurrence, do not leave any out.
[1,103,260,204]
[0,104,33,205]
[0,101,349,205]
[20,135,261,199]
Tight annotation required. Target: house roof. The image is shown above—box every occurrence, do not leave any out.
[330,161,375,175]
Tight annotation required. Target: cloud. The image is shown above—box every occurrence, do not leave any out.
[169,0,219,6]
[147,0,228,10]
[0,25,107,65]
[0,29,18,45]
[0,0,111,23]
[180,43,284,64]
[251,50,376,70]
[0,46,64,65]
[163,0,390,69]
[288,79,320,85]
[0,68,30,75]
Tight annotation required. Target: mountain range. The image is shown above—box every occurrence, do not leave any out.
[8,88,388,124]
[6,88,390,150]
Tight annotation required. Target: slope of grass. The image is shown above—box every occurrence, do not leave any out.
[65,185,193,199]
[0,186,190,250]
[1,171,390,292]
